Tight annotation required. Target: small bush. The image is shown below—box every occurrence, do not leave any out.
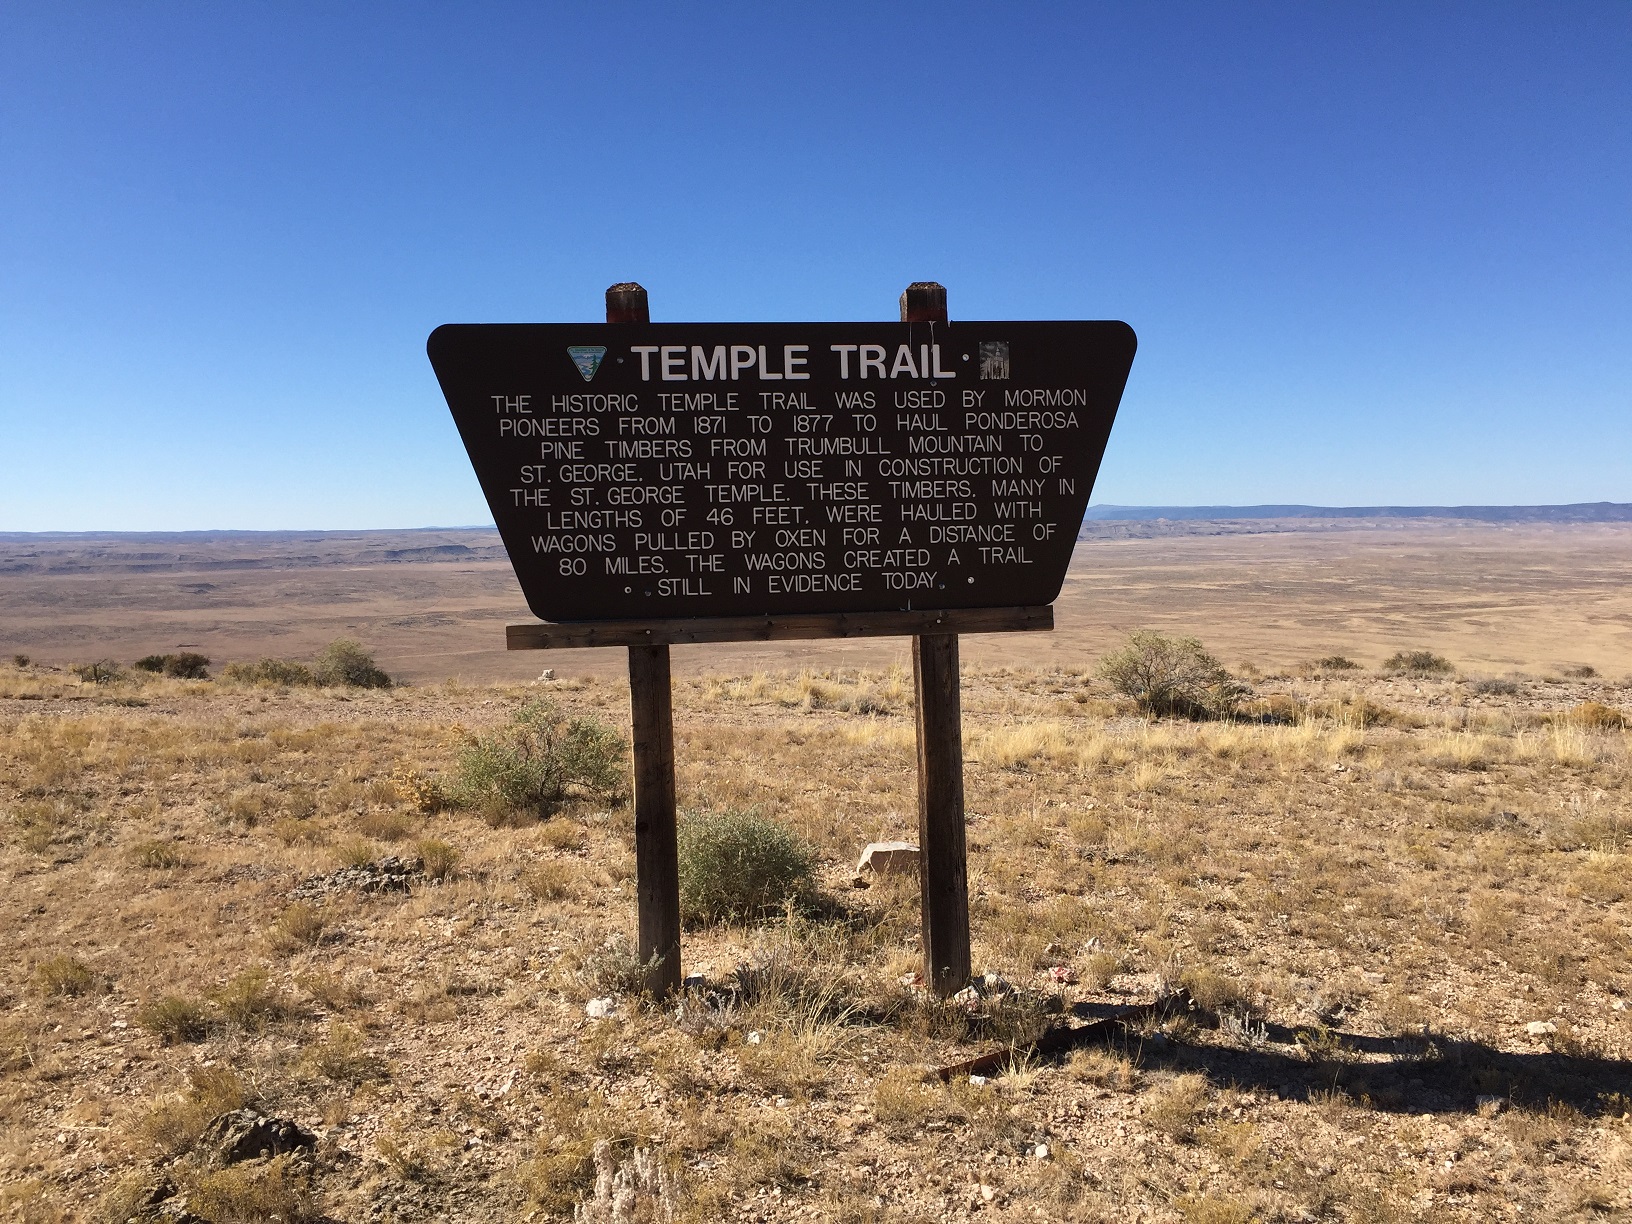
[71,659,123,684]
[1382,650,1453,676]
[1083,951,1124,991]
[222,658,316,686]
[1562,664,1598,679]
[1315,655,1360,671]
[134,1065,251,1158]
[1563,701,1627,730]
[415,838,461,882]
[211,969,286,1030]
[677,809,817,923]
[332,836,379,868]
[33,954,100,997]
[1095,630,1250,719]
[520,860,578,902]
[298,972,370,1012]
[1179,967,1250,1014]
[354,809,411,841]
[304,1024,388,1085]
[1320,695,1420,729]
[1146,1072,1211,1140]
[452,699,625,823]
[570,932,653,995]
[1470,677,1521,697]
[137,995,209,1044]
[313,638,392,689]
[393,766,449,813]
[134,652,211,679]
[130,838,187,868]
[1067,1048,1139,1090]
[269,901,326,951]
[186,1154,317,1224]
[0,1020,34,1072]
[11,654,29,668]
[872,1068,943,1136]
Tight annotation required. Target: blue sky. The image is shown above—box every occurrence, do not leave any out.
[2,2,1627,530]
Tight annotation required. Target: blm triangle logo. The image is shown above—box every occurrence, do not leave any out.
[567,345,607,382]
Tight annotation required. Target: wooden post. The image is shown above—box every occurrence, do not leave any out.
[903,281,972,997]
[608,282,682,997]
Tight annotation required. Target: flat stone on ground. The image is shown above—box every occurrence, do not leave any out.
[857,841,920,875]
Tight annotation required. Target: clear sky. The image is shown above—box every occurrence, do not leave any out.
[2,3,1628,530]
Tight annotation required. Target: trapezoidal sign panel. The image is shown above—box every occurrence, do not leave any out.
[428,321,1135,623]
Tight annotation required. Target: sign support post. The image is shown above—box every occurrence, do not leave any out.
[607,282,682,998]
[901,283,972,997]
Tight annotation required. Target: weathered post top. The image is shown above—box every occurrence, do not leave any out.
[605,282,650,324]
[900,281,949,324]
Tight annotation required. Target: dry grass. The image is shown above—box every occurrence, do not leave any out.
[1,662,1629,1220]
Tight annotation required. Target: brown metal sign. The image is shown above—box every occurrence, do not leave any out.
[428,320,1135,623]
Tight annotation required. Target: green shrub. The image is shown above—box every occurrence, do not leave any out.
[676,809,817,923]
[134,652,211,678]
[1095,630,1250,719]
[1382,650,1453,675]
[453,699,625,823]
[313,639,392,688]
[222,658,316,686]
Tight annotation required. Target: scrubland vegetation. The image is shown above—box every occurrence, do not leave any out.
[1,640,1629,1221]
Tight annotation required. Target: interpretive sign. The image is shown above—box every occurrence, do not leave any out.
[428,320,1135,623]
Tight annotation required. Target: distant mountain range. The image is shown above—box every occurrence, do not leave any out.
[1082,502,1632,523]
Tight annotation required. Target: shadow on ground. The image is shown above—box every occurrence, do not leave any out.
[1068,999,1632,1117]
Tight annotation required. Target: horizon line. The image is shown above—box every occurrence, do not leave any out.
[4,500,1632,537]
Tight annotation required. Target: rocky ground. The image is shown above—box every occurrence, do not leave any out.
[1,657,1629,1222]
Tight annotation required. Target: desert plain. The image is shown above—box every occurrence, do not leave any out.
[1,518,1629,1222]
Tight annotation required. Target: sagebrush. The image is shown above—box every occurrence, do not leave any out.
[452,698,625,822]
[1096,630,1249,719]
[676,808,817,923]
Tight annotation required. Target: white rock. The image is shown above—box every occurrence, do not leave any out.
[1525,1020,1557,1036]
[747,1030,763,1045]
[856,841,920,875]
[968,1074,989,1087]
[585,997,616,1018]
[537,669,556,681]
[1032,1143,1051,1160]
